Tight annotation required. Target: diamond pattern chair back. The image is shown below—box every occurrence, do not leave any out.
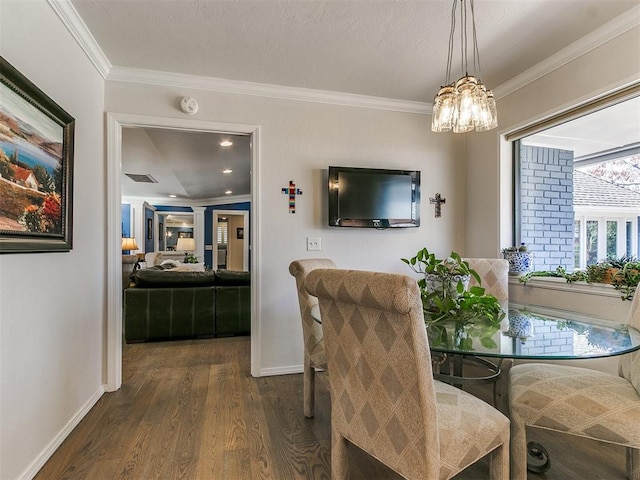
[289,258,336,417]
[466,258,510,411]
[466,258,509,302]
[306,268,510,480]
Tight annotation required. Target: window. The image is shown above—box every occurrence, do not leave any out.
[216,223,228,245]
[511,91,640,271]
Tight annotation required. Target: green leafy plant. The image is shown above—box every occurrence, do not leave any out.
[184,254,199,264]
[611,261,640,300]
[519,266,587,284]
[402,248,506,350]
[519,258,640,301]
[401,247,480,289]
[585,262,609,283]
[606,255,637,268]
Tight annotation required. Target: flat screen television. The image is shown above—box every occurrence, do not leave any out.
[328,166,420,228]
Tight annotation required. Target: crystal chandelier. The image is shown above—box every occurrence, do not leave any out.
[431,0,497,133]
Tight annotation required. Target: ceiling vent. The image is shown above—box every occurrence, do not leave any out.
[125,173,157,183]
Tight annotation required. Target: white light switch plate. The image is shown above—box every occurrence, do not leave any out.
[307,236,322,251]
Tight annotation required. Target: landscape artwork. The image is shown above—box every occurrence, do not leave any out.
[0,56,74,253]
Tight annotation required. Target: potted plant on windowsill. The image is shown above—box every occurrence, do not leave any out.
[519,256,640,301]
[502,244,534,275]
[401,248,506,349]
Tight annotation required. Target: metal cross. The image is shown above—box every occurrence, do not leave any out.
[429,193,446,218]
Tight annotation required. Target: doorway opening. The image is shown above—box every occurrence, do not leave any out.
[213,210,249,271]
[107,113,260,391]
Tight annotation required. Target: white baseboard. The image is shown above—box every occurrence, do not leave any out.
[19,386,105,480]
[258,364,303,377]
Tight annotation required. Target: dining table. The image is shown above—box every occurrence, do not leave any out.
[311,301,640,473]
[311,302,640,372]
[423,303,640,390]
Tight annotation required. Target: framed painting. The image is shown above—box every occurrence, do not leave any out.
[0,56,74,253]
[147,218,153,239]
[237,227,244,240]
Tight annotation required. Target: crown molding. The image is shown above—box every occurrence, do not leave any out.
[107,66,431,115]
[50,0,638,110]
[48,0,111,79]
[122,194,252,207]
[494,5,640,100]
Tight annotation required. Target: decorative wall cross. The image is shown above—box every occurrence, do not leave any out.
[429,193,446,218]
[282,180,303,214]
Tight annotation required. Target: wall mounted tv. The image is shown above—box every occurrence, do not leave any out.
[328,166,420,228]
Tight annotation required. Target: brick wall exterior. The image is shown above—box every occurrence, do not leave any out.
[519,319,575,356]
[519,145,574,271]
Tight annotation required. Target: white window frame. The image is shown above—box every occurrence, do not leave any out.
[574,211,638,269]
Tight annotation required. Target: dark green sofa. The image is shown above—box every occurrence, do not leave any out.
[124,267,250,343]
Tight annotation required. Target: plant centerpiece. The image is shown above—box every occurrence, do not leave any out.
[401,248,506,350]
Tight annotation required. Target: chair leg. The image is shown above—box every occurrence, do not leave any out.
[627,447,640,480]
[489,442,510,480]
[494,359,513,416]
[331,428,349,480]
[510,409,528,480]
[303,358,315,418]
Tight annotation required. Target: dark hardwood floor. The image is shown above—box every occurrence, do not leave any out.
[35,337,627,479]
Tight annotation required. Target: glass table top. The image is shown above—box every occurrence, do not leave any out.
[311,303,640,360]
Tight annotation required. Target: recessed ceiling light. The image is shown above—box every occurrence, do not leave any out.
[169,194,177,198]
[225,189,232,195]
[223,168,232,174]
[220,140,233,147]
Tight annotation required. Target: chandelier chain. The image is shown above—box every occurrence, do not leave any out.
[470,0,482,78]
[461,0,468,75]
[445,0,457,86]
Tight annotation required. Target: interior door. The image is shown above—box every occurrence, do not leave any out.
[213,210,249,271]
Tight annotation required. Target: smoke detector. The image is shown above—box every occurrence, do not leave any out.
[180,97,199,115]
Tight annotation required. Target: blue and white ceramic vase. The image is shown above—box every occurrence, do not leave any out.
[503,251,533,275]
[505,314,533,342]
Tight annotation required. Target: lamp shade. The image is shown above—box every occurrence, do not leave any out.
[121,237,139,251]
[176,237,196,251]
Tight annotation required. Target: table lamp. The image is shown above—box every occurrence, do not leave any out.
[121,237,140,285]
[176,237,196,262]
[121,237,139,252]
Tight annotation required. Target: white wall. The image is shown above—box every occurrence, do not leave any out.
[463,26,640,258]
[105,81,461,374]
[0,2,106,479]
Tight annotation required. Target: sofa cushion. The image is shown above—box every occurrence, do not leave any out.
[145,264,176,272]
[133,269,216,288]
[215,269,250,286]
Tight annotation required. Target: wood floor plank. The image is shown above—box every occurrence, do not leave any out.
[34,336,629,480]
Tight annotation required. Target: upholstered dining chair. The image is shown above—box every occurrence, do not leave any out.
[306,268,510,480]
[465,258,509,303]
[509,283,640,480]
[466,258,511,411]
[289,258,336,418]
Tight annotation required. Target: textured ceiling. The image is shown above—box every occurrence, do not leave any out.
[121,128,251,201]
[71,0,638,102]
[68,0,639,200]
